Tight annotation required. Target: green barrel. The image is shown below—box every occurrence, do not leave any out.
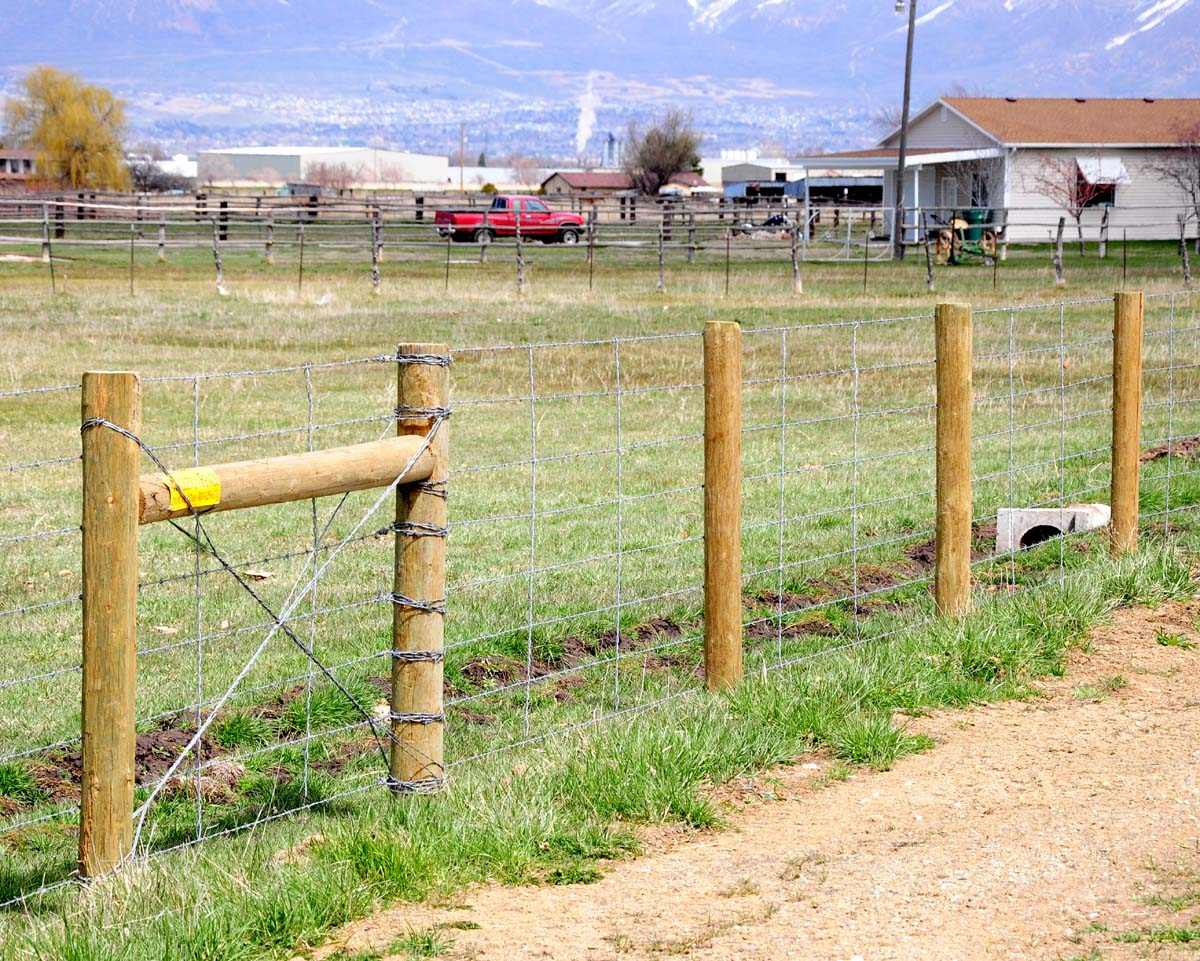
[962,207,988,241]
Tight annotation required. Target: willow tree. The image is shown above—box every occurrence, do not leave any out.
[4,66,129,190]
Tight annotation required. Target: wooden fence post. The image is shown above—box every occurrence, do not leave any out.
[656,222,666,294]
[157,212,166,262]
[1053,217,1066,287]
[703,321,743,691]
[1111,291,1144,557]
[934,303,972,617]
[80,371,142,877]
[391,344,449,791]
[790,224,802,295]
[515,219,525,295]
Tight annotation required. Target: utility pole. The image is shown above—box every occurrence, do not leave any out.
[459,123,465,193]
[894,0,918,261]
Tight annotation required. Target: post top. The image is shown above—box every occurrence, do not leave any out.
[396,343,449,354]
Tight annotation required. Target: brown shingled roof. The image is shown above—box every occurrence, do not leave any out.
[946,97,1200,145]
[550,171,633,190]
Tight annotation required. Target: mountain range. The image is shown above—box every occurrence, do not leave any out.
[1,0,1198,156]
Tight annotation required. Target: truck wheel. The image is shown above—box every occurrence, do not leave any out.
[558,228,580,245]
[473,227,495,245]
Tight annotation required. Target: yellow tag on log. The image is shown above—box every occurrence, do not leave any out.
[158,467,221,512]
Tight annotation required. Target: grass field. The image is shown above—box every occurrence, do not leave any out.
[0,237,1196,958]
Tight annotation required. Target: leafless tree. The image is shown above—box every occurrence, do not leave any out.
[945,155,1004,212]
[306,162,362,192]
[623,109,702,196]
[200,155,236,187]
[1148,122,1200,254]
[509,153,542,187]
[869,104,903,137]
[1028,155,1109,255]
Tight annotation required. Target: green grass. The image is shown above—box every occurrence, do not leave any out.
[0,541,1193,960]
[0,240,1197,958]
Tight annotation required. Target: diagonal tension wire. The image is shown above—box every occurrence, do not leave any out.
[79,411,448,859]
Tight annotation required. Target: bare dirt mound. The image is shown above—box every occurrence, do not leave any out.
[321,600,1200,961]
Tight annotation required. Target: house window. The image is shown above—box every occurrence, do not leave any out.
[1081,181,1116,207]
[1075,157,1127,208]
[774,172,787,182]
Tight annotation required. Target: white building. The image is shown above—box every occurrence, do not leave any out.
[197,147,449,190]
[798,97,1200,243]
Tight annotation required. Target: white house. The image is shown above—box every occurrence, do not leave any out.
[799,97,1200,243]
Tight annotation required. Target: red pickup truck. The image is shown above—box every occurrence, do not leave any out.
[434,195,586,245]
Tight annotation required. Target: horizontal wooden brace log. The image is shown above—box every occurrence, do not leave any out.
[138,435,436,525]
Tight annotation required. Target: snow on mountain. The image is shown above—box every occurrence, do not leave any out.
[0,0,1196,152]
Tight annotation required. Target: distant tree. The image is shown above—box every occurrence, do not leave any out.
[1148,122,1200,254]
[307,162,362,192]
[509,153,542,187]
[1028,156,1109,255]
[128,157,192,193]
[945,156,1004,212]
[869,104,903,137]
[477,151,487,167]
[3,65,129,190]
[201,155,236,187]
[623,109,702,196]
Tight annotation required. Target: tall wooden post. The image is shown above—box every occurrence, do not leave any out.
[703,321,743,691]
[790,223,802,295]
[391,344,449,791]
[1053,217,1066,287]
[371,215,381,295]
[934,303,972,617]
[157,212,166,262]
[265,215,275,265]
[515,219,525,295]
[80,371,142,877]
[41,204,50,263]
[1111,291,1144,556]
[656,222,666,294]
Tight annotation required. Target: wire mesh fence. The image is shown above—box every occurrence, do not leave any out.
[0,289,1196,906]
[0,195,1196,295]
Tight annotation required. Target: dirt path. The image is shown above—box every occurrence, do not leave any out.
[323,600,1200,961]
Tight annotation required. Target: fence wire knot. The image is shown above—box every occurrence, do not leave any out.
[413,479,449,499]
[394,352,451,367]
[394,404,452,420]
[390,520,449,538]
[388,712,445,724]
[382,775,445,793]
[389,592,447,615]
[390,649,444,663]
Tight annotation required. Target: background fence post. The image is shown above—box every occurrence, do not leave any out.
[1111,290,1144,557]
[703,321,743,691]
[80,371,142,878]
[391,344,449,791]
[934,303,972,617]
